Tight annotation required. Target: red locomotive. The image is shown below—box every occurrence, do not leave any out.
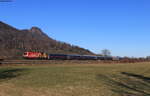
[23,52,48,59]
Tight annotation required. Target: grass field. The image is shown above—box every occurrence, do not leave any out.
[0,62,150,96]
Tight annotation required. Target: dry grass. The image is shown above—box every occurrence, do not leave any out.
[0,62,150,96]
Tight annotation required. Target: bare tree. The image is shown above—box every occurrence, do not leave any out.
[146,56,150,60]
[101,49,111,56]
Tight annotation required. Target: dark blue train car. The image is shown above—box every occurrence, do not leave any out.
[48,54,68,60]
[68,55,97,60]
[97,56,105,60]
[97,56,113,60]
[67,55,82,60]
[81,55,97,60]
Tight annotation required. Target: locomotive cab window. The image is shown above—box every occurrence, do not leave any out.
[24,52,27,55]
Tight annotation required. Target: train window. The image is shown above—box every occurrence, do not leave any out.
[24,52,27,55]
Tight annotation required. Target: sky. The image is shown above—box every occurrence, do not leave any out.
[0,0,150,57]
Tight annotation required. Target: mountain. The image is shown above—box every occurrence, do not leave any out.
[0,21,94,59]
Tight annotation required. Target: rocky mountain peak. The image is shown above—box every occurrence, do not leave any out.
[30,27,43,35]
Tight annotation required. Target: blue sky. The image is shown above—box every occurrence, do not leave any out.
[0,0,150,57]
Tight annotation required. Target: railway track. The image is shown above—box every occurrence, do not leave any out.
[0,59,148,66]
[0,60,56,65]
[0,59,101,65]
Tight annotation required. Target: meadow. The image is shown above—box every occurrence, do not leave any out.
[0,62,150,96]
